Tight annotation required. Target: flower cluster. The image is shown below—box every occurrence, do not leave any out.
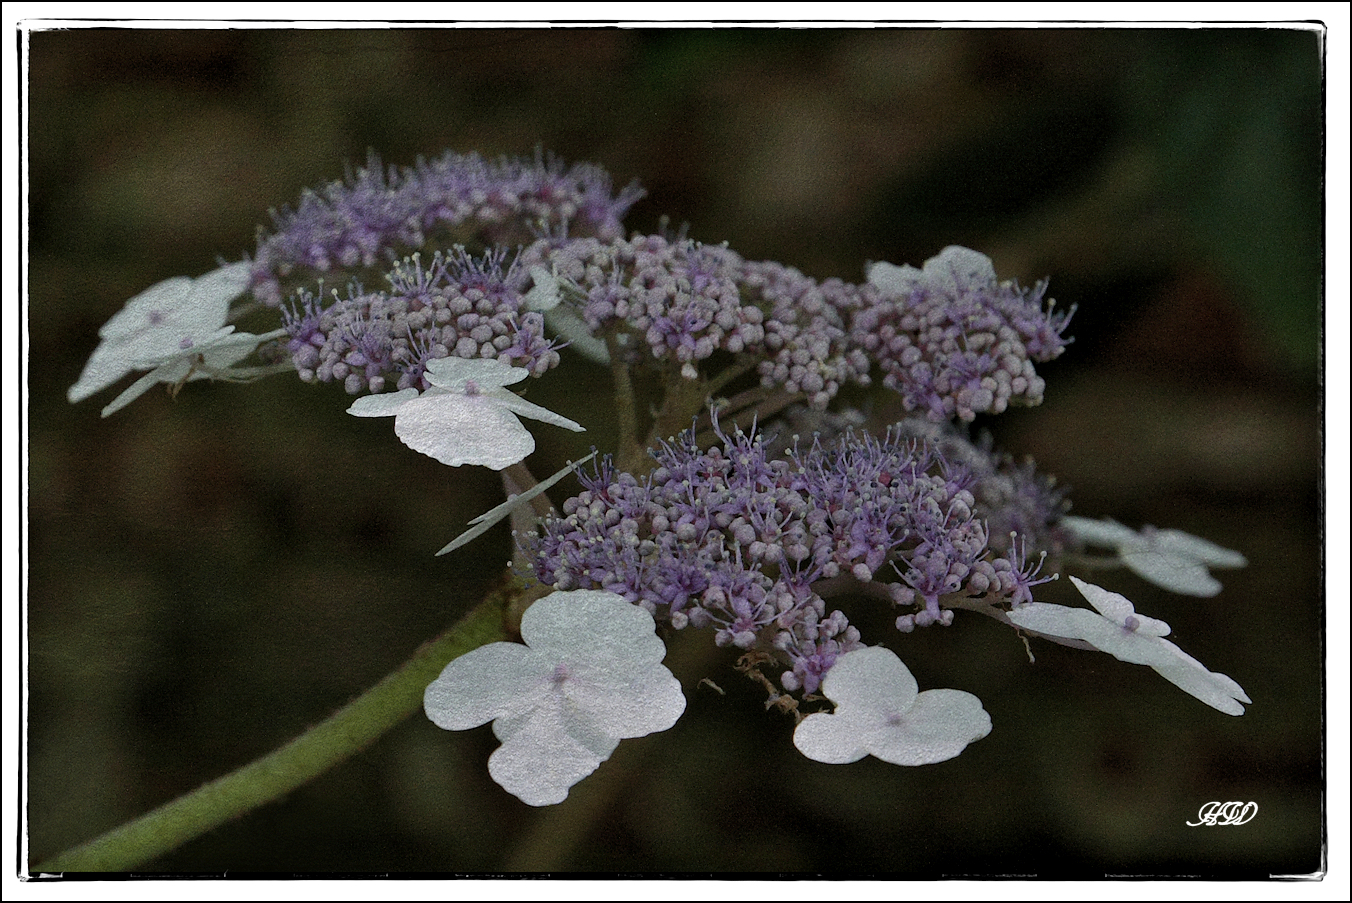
[252,150,645,304]
[520,235,770,378]
[521,238,1069,420]
[893,419,1070,557]
[282,248,563,395]
[852,246,1074,421]
[734,258,873,408]
[526,421,1050,694]
[67,148,1252,812]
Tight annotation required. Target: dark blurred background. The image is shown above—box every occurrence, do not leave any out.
[27,26,1323,876]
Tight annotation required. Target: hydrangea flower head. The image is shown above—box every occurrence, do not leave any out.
[347,356,583,469]
[1005,577,1249,715]
[793,646,992,766]
[423,590,686,806]
[68,261,254,412]
[1061,516,1247,596]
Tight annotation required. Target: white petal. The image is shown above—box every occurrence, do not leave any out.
[1060,515,1138,549]
[1068,576,1171,636]
[71,263,252,407]
[1162,644,1251,704]
[424,356,527,390]
[100,366,170,417]
[68,342,135,403]
[794,710,872,764]
[795,647,990,767]
[488,388,585,432]
[818,646,917,713]
[185,260,252,309]
[423,642,548,731]
[521,590,667,668]
[544,305,611,364]
[1005,598,1170,664]
[1119,538,1223,597]
[1008,587,1249,715]
[490,695,620,762]
[565,663,687,740]
[486,705,617,806]
[347,388,420,417]
[1005,600,1105,642]
[189,334,262,377]
[922,245,998,295]
[866,261,922,297]
[428,590,686,806]
[1149,644,1249,716]
[1076,620,1179,667]
[1066,577,1132,623]
[523,266,561,311]
[393,394,535,469]
[867,688,992,766]
[436,452,597,556]
[112,268,241,359]
[98,276,194,339]
[1150,529,1248,569]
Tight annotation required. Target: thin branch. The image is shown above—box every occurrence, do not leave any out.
[33,589,514,873]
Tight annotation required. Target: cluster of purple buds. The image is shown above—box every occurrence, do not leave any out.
[521,234,876,407]
[520,235,770,379]
[525,420,1054,695]
[893,420,1071,558]
[521,237,1069,420]
[281,247,561,394]
[850,246,1074,422]
[256,151,1069,431]
[734,259,873,408]
[252,150,645,305]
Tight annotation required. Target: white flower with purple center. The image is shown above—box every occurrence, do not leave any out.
[1061,515,1247,597]
[347,356,583,470]
[1005,576,1250,715]
[793,646,992,767]
[424,590,686,806]
[67,261,274,415]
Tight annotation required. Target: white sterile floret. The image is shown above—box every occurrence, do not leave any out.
[1005,577,1250,716]
[793,646,992,767]
[436,451,597,556]
[524,265,611,365]
[423,590,686,806]
[1060,515,1247,597]
[68,261,258,413]
[347,357,583,470]
[522,265,562,312]
[867,245,998,300]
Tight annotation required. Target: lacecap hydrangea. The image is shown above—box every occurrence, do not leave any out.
[69,149,1249,810]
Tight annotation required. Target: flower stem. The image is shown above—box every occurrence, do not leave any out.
[606,334,647,474]
[32,591,511,873]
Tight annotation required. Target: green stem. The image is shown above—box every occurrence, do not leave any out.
[607,334,647,475]
[33,593,510,873]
